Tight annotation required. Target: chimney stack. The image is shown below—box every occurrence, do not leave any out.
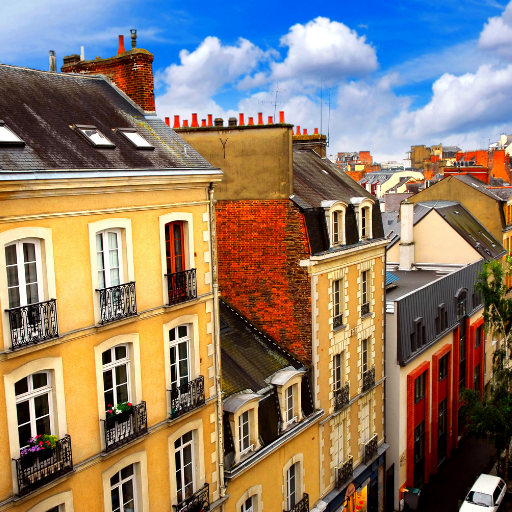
[279,111,285,123]
[164,117,170,127]
[173,115,180,129]
[239,113,245,126]
[258,113,263,125]
[191,113,199,128]
[399,201,415,271]
[208,114,213,127]
[80,46,85,61]
[268,116,273,124]
[48,51,57,72]
[118,35,126,54]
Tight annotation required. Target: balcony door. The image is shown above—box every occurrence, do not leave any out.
[170,325,191,391]
[175,431,195,505]
[165,222,187,301]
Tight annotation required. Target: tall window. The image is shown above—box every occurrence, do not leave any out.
[15,371,52,450]
[474,325,482,348]
[332,210,344,245]
[5,240,42,308]
[439,354,448,382]
[239,410,250,453]
[96,230,122,289]
[411,318,425,352]
[287,462,299,509]
[361,339,368,374]
[361,271,370,315]
[438,398,448,465]
[361,402,370,442]
[241,497,254,512]
[435,304,447,335]
[459,322,467,391]
[414,421,425,487]
[457,291,467,320]
[286,386,295,425]
[175,432,195,502]
[110,464,136,512]
[332,279,343,328]
[170,325,190,390]
[165,222,185,275]
[102,345,130,410]
[414,373,426,404]
[333,353,342,391]
[361,207,370,239]
[474,363,481,392]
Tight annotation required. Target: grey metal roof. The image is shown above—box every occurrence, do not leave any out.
[386,272,401,286]
[449,174,503,201]
[0,64,219,174]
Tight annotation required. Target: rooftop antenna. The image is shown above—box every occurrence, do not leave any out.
[320,77,323,139]
[327,87,331,147]
[272,82,286,121]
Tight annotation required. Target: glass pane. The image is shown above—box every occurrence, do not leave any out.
[123,131,153,148]
[97,233,104,252]
[6,265,19,287]
[108,232,119,250]
[16,400,30,425]
[26,283,39,304]
[23,243,36,263]
[18,422,31,449]
[97,251,105,272]
[122,479,134,507]
[5,244,17,266]
[24,261,37,286]
[111,486,120,512]
[178,325,188,338]
[169,328,176,342]
[98,270,106,290]
[15,377,28,396]
[183,444,192,465]
[121,464,134,479]
[111,472,120,486]
[32,372,48,389]
[178,342,188,361]
[170,346,177,366]
[110,268,120,287]
[116,383,129,404]
[102,350,112,365]
[182,431,193,444]
[34,394,50,418]
[115,346,127,361]
[103,369,113,391]
[104,390,114,410]
[35,415,51,436]
[116,364,128,385]
[8,287,20,309]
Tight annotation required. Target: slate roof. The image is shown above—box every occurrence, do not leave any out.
[386,200,505,260]
[220,300,304,398]
[0,65,219,174]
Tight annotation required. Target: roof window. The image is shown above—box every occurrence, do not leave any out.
[116,128,154,150]
[73,125,115,148]
[0,121,25,146]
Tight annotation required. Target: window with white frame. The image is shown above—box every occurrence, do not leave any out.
[287,462,299,509]
[96,230,123,289]
[175,431,195,503]
[333,353,342,391]
[361,402,370,443]
[110,464,137,512]
[170,325,191,390]
[335,420,344,465]
[331,209,345,246]
[332,279,343,328]
[15,371,53,450]
[239,410,251,454]
[102,345,130,410]
[362,338,369,374]
[286,386,295,425]
[241,496,254,512]
[5,239,43,308]
[361,270,370,315]
[361,207,370,239]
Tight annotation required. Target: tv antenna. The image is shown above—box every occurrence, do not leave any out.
[273,82,286,121]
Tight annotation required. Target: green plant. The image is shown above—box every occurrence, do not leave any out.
[106,401,133,419]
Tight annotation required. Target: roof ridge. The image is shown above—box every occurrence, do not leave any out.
[0,63,102,80]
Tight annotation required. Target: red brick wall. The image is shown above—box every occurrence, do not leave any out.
[470,318,485,399]
[216,199,312,363]
[61,49,155,113]
[359,151,372,165]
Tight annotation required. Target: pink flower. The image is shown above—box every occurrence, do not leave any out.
[39,442,43,446]
[127,403,132,407]
[108,410,113,414]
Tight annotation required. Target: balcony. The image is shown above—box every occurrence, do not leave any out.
[166,269,197,305]
[363,433,378,464]
[285,493,309,512]
[361,302,370,316]
[14,435,73,496]
[169,376,205,420]
[334,382,350,412]
[362,366,375,393]
[333,313,343,330]
[173,483,210,512]
[102,402,147,452]
[336,456,353,489]
[6,299,59,350]
[97,282,137,324]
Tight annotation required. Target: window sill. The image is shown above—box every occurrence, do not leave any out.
[361,312,372,320]
[333,324,346,333]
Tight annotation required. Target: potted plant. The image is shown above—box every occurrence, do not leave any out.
[105,402,133,428]
[19,434,58,468]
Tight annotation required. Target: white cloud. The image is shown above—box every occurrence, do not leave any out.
[270,17,377,84]
[479,1,512,59]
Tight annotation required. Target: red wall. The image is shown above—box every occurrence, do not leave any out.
[216,199,313,363]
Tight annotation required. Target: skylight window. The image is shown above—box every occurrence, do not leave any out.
[116,128,154,150]
[0,121,24,146]
[73,125,115,148]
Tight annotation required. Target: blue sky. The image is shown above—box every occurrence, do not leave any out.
[2,0,512,161]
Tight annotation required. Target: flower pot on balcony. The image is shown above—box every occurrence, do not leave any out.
[20,447,53,469]
[105,407,134,429]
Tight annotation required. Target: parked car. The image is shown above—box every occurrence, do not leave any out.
[460,474,507,511]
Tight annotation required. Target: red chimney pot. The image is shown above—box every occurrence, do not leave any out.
[239,113,245,126]
[118,35,126,54]
[248,117,254,126]
[258,113,263,125]
[183,120,189,128]
[303,128,307,135]
[268,116,273,124]
[279,111,285,123]
[165,117,170,127]
[207,114,213,127]
[191,113,199,128]
[314,128,319,135]
[173,115,180,129]
[296,126,300,135]
[201,119,207,127]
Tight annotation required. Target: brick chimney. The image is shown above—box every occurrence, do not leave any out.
[61,32,155,113]
[292,128,327,158]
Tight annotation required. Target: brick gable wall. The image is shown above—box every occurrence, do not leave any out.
[216,199,312,363]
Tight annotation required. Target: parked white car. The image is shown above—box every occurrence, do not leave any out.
[460,474,506,511]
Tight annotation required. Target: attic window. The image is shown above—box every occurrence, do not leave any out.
[0,121,24,146]
[116,128,154,150]
[73,125,115,148]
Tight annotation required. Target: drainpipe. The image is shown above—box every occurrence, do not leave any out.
[209,182,226,498]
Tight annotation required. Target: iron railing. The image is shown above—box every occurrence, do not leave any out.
[97,282,137,324]
[333,313,343,329]
[6,299,59,350]
[363,433,378,464]
[334,382,350,412]
[284,493,309,512]
[173,483,210,512]
[169,376,205,420]
[14,434,73,496]
[102,402,147,452]
[336,456,353,488]
[362,366,376,393]
[361,302,370,316]
[166,269,197,305]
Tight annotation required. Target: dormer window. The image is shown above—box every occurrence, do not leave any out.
[270,369,305,431]
[116,128,154,150]
[0,121,24,146]
[73,125,115,148]
[361,206,370,239]
[327,204,346,247]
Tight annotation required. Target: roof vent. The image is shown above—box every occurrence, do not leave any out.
[48,51,57,72]
[63,54,80,66]
[214,118,224,127]
[228,117,237,127]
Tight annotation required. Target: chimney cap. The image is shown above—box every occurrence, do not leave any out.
[214,118,224,127]
[130,29,137,49]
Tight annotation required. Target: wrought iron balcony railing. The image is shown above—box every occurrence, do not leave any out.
[14,434,73,496]
[336,456,353,489]
[363,433,378,464]
[173,483,210,512]
[333,313,343,329]
[166,269,197,305]
[361,302,370,316]
[6,299,59,350]
[334,382,350,412]
[102,402,147,452]
[362,366,376,393]
[169,376,206,420]
[97,282,137,324]
[284,493,309,512]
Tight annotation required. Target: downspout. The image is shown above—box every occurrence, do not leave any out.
[209,182,226,498]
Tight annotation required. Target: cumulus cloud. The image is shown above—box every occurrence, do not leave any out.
[270,17,378,84]
[479,1,512,59]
